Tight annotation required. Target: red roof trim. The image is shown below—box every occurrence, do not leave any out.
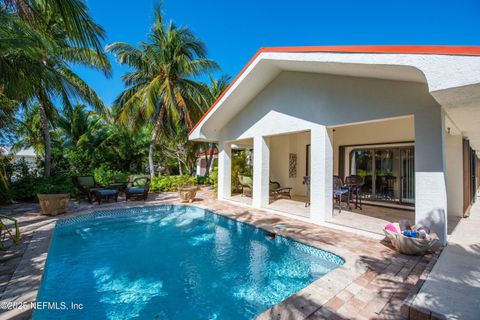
[189,45,480,136]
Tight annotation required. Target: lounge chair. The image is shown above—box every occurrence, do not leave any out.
[0,215,20,250]
[238,175,253,197]
[72,176,105,203]
[126,175,150,201]
[269,180,292,200]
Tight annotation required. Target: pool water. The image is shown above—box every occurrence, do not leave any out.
[35,205,344,320]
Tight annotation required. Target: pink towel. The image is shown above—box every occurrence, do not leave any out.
[384,223,399,233]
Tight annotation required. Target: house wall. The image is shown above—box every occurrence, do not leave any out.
[196,156,218,177]
[217,71,449,243]
[196,158,206,176]
[332,117,415,176]
[269,131,310,196]
[445,134,464,218]
[219,72,439,141]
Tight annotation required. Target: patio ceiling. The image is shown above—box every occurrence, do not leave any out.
[189,46,480,152]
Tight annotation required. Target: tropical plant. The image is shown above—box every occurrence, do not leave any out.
[0,0,111,176]
[198,75,230,176]
[106,6,218,179]
[150,175,197,192]
[156,129,200,176]
[13,104,47,157]
[56,104,96,148]
[232,150,253,192]
[93,165,131,186]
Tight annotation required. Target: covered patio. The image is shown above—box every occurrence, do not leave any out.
[224,116,418,236]
[190,47,480,245]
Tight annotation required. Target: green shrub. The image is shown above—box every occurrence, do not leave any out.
[93,165,131,186]
[150,175,197,192]
[195,176,213,185]
[209,165,218,194]
[231,150,252,192]
[0,173,10,205]
[9,175,76,202]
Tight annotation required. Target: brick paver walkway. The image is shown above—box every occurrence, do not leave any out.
[0,188,437,319]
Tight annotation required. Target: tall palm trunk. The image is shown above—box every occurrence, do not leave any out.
[148,117,162,179]
[204,143,216,177]
[38,91,51,176]
[176,149,183,175]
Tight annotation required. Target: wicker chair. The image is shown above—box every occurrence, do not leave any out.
[333,176,350,213]
[126,175,150,201]
[269,180,292,200]
[345,175,364,209]
[238,175,253,197]
[72,176,104,203]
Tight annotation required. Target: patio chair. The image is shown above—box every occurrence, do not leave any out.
[269,180,292,200]
[72,176,105,203]
[303,176,310,207]
[385,175,397,200]
[0,215,20,250]
[238,175,253,197]
[333,175,350,213]
[126,175,150,201]
[345,175,364,209]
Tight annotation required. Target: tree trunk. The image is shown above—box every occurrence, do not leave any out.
[203,148,209,176]
[204,143,216,177]
[148,119,162,180]
[148,137,156,180]
[177,150,183,175]
[38,92,51,177]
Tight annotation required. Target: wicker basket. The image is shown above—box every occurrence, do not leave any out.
[178,186,198,203]
[37,194,69,216]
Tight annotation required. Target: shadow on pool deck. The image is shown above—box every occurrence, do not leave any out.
[0,188,439,320]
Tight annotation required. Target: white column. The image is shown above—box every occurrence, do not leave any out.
[415,108,448,245]
[445,133,464,218]
[253,136,270,208]
[217,140,231,200]
[310,125,333,223]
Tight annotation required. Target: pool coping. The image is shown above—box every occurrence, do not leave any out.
[198,204,368,319]
[0,196,420,319]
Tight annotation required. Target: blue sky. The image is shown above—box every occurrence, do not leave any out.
[77,0,480,107]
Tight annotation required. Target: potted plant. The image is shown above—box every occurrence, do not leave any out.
[178,181,199,203]
[36,178,71,216]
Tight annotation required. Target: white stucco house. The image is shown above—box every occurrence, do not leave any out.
[189,46,480,245]
[0,146,37,167]
[195,149,218,177]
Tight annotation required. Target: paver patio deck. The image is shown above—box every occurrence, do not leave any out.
[408,192,480,320]
[0,188,438,319]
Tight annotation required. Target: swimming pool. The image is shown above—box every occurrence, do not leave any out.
[35,205,344,320]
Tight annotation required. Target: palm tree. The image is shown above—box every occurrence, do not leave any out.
[1,0,111,176]
[106,6,218,179]
[13,104,46,157]
[56,104,95,148]
[0,6,47,135]
[200,75,230,176]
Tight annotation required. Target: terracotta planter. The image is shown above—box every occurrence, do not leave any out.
[37,194,69,216]
[178,186,198,203]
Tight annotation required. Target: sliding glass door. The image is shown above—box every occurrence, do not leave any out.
[350,146,414,205]
[350,150,374,200]
[401,148,415,204]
